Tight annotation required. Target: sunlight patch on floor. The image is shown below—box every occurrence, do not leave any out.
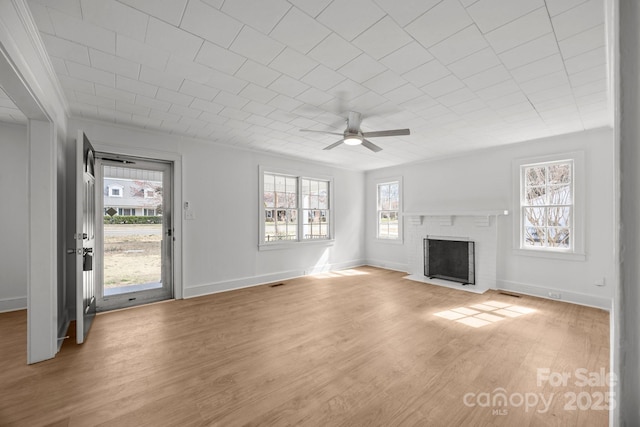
[434,300,537,328]
[311,269,370,279]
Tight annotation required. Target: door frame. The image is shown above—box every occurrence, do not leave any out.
[86,142,183,301]
[95,154,174,310]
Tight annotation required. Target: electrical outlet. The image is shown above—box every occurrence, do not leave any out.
[594,277,606,287]
[548,292,562,299]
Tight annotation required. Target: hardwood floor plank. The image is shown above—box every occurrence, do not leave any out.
[0,267,609,426]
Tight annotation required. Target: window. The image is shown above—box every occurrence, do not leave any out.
[377,180,401,240]
[118,208,134,216]
[108,185,123,197]
[520,160,573,250]
[261,169,332,246]
[143,208,156,216]
[144,188,155,198]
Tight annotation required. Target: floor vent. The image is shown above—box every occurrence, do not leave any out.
[270,283,285,288]
[498,292,520,298]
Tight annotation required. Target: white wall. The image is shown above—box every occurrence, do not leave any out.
[0,122,28,311]
[365,128,615,308]
[68,118,365,298]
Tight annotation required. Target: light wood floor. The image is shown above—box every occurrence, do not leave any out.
[0,267,610,426]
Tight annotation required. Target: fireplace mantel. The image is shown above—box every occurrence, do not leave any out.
[403,209,509,226]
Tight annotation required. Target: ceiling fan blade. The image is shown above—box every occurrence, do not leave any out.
[323,139,345,151]
[362,129,410,138]
[361,139,382,152]
[300,129,343,136]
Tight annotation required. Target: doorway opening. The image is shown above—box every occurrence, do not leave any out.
[96,155,173,311]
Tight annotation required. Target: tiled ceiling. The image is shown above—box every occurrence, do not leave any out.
[26,0,609,170]
[0,86,27,125]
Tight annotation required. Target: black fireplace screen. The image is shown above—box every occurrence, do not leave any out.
[424,238,475,285]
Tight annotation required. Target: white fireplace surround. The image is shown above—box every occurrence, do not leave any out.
[404,209,509,294]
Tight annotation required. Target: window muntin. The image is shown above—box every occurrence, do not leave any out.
[377,181,400,240]
[262,172,331,244]
[521,160,573,250]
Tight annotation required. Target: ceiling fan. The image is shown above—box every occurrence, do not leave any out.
[299,111,410,152]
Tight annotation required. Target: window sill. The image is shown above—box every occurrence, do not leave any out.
[512,247,586,261]
[259,239,335,251]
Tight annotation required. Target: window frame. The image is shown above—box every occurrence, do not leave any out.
[108,185,123,198]
[513,152,585,261]
[259,166,334,250]
[375,177,403,244]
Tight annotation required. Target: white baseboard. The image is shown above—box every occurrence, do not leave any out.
[183,259,367,299]
[0,296,27,313]
[496,279,612,310]
[365,259,409,273]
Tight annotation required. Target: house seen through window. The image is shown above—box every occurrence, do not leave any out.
[377,181,400,240]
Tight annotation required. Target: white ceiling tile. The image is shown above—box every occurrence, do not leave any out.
[551,0,604,41]
[499,33,560,70]
[229,26,285,65]
[190,98,224,114]
[379,42,434,75]
[450,98,487,115]
[288,0,332,17]
[448,48,501,79]
[29,0,82,19]
[558,24,605,59]
[352,17,413,60]
[301,65,345,91]
[41,34,89,65]
[116,100,150,116]
[180,0,242,48]
[428,25,488,65]
[329,79,369,102]
[572,79,606,98]
[362,70,407,95]
[339,54,387,83]
[219,107,251,121]
[383,83,423,104]
[165,58,212,84]
[422,75,465,98]
[211,91,249,109]
[269,48,318,79]
[373,0,441,27]
[89,49,140,80]
[95,84,136,103]
[436,87,476,107]
[195,41,247,75]
[135,94,171,112]
[268,75,310,98]
[519,70,569,94]
[116,75,158,97]
[296,87,333,106]
[139,66,183,91]
[405,0,473,48]
[81,0,148,42]
[75,92,115,108]
[510,54,565,83]
[179,80,219,101]
[565,47,606,75]
[402,60,450,87]
[484,7,552,54]
[475,79,520,100]
[546,0,589,17]
[117,0,188,26]
[50,57,69,76]
[308,33,362,70]
[146,17,203,60]
[239,83,279,104]
[206,69,248,94]
[116,35,168,70]
[235,60,281,87]
[317,0,386,41]
[485,91,528,109]
[269,94,304,112]
[66,61,115,86]
[169,103,202,118]
[568,63,606,87]
[270,7,331,54]
[29,3,55,34]
[466,0,544,33]
[221,0,290,34]
[149,108,180,122]
[58,75,95,94]
[48,9,116,54]
[243,101,276,116]
[527,84,573,103]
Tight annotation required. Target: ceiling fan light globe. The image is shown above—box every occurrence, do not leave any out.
[344,136,361,146]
